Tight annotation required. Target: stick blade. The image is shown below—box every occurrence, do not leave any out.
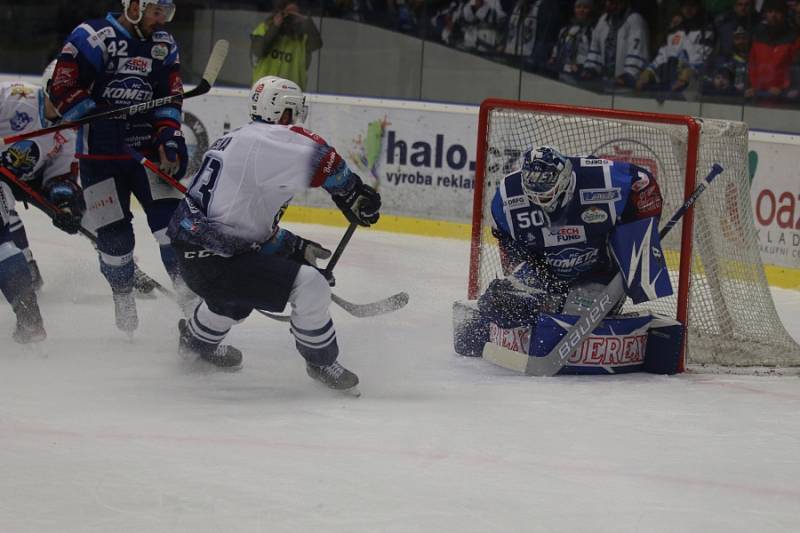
[332,292,409,318]
[201,39,230,86]
[481,342,562,376]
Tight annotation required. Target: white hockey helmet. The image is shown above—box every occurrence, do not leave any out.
[41,60,57,96]
[520,146,575,213]
[122,0,176,25]
[249,76,308,125]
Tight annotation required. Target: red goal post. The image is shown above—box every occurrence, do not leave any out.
[468,98,800,370]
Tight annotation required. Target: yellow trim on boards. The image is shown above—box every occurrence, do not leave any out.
[282,205,800,290]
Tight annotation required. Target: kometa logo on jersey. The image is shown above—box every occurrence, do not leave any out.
[2,140,41,177]
[101,77,154,104]
[543,226,586,247]
[548,247,599,274]
[118,57,153,75]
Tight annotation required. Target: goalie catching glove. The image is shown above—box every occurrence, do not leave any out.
[332,174,381,227]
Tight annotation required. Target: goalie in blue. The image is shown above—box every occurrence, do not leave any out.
[454,145,677,373]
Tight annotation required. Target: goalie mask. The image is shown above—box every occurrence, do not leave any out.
[520,146,575,213]
[249,76,308,125]
[122,0,176,25]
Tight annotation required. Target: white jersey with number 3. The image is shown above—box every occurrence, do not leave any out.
[186,121,343,244]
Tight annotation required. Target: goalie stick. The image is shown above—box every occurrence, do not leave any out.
[482,163,724,376]
[2,39,230,145]
[126,149,410,321]
[0,166,173,299]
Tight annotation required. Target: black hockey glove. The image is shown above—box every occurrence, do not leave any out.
[44,177,85,235]
[155,127,188,179]
[332,177,381,227]
[289,236,332,267]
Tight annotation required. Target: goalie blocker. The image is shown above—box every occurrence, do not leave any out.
[454,213,683,375]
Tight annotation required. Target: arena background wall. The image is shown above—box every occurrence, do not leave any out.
[2,74,798,288]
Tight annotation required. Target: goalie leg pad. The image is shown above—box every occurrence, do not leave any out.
[452,300,489,357]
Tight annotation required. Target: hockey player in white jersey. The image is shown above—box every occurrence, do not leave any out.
[0,62,83,342]
[167,76,381,391]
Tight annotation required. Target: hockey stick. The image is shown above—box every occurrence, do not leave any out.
[3,39,230,145]
[483,163,725,376]
[127,149,410,320]
[0,166,173,298]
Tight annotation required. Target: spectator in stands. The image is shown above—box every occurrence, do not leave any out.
[547,0,597,82]
[581,0,650,88]
[459,0,508,53]
[715,0,759,56]
[636,0,715,94]
[501,0,569,72]
[704,24,751,96]
[251,0,323,90]
[431,0,465,46]
[790,0,800,31]
[745,0,800,100]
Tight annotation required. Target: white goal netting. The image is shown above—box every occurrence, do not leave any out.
[471,103,800,367]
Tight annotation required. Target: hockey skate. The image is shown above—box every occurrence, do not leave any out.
[12,291,46,344]
[306,361,360,396]
[27,260,43,292]
[112,289,139,335]
[178,319,242,369]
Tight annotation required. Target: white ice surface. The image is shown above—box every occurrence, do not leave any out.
[1,209,799,533]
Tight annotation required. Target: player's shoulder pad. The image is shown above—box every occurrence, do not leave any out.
[289,125,330,147]
[499,170,524,196]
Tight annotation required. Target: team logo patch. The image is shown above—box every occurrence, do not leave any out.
[2,140,41,177]
[118,57,153,75]
[9,111,33,131]
[9,84,35,99]
[581,207,608,224]
[580,188,621,204]
[151,44,169,60]
[543,225,586,247]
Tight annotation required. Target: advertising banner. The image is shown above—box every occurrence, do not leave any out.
[749,132,800,271]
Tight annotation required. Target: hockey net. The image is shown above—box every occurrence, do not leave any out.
[469,99,800,370]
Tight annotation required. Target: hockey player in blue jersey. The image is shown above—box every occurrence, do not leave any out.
[0,63,84,343]
[167,76,381,391]
[48,0,190,335]
[469,145,666,357]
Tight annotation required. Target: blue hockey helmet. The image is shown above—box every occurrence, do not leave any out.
[520,146,575,213]
[122,0,176,24]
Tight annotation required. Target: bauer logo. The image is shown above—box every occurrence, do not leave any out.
[118,57,153,75]
[581,207,608,224]
[543,226,586,247]
[101,77,154,104]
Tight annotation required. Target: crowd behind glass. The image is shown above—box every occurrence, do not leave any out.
[2,0,799,106]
